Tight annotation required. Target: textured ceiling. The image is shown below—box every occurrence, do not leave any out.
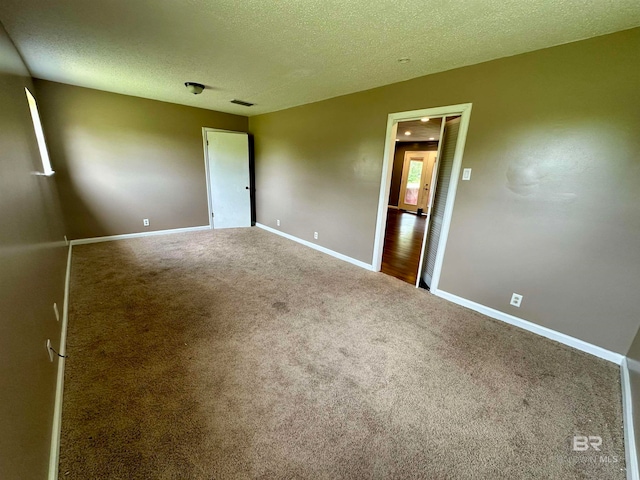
[397,118,443,142]
[0,1,638,116]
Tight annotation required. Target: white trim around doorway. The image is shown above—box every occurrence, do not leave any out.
[371,103,473,293]
[202,128,214,229]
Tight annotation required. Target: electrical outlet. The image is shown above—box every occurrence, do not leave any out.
[46,339,54,362]
[313,232,318,240]
[510,293,523,307]
[276,219,280,227]
[53,303,60,322]
[143,218,150,227]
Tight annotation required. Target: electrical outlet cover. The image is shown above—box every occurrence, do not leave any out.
[510,293,523,307]
[46,339,54,362]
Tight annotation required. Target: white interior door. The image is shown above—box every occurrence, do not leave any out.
[206,130,251,229]
[422,117,461,287]
[398,151,435,212]
[419,151,437,212]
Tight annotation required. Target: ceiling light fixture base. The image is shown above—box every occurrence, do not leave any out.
[185,82,205,95]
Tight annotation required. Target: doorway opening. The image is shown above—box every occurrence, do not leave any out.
[381,117,442,284]
[373,104,472,292]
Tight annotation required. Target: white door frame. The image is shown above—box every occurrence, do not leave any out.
[202,127,248,229]
[372,103,473,291]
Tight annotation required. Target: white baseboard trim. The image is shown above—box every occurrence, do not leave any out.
[622,358,640,480]
[70,225,211,246]
[49,244,73,480]
[431,288,624,365]
[255,223,375,271]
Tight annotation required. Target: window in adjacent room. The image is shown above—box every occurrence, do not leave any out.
[25,87,54,176]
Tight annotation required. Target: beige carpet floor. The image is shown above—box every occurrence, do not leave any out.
[59,228,625,479]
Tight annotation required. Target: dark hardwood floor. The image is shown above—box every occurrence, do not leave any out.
[381,208,427,285]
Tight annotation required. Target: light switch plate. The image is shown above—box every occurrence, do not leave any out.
[462,168,472,181]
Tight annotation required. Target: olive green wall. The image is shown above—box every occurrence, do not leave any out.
[250,27,640,355]
[0,23,67,478]
[33,80,248,240]
[389,141,438,207]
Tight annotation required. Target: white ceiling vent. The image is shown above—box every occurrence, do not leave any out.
[230,99,254,107]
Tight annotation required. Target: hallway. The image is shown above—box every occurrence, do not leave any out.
[380,208,427,285]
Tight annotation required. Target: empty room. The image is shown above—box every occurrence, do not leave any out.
[1,1,640,479]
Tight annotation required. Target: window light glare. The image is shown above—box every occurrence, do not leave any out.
[420,117,429,122]
[429,137,435,140]
[404,131,411,136]
[25,88,54,176]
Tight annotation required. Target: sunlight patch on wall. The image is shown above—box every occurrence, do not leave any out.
[25,87,54,176]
